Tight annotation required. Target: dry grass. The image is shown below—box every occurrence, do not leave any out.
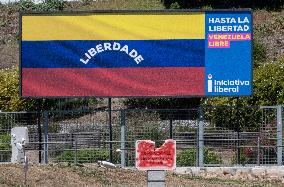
[0,5,19,69]
[254,10,284,61]
[0,163,281,187]
[64,0,164,11]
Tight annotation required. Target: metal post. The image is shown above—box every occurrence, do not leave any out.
[108,98,113,163]
[169,98,173,139]
[37,100,42,164]
[74,137,78,165]
[120,110,126,167]
[43,111,49,164]
[169,119,173,139]
[198,107,204,167]
[257,137,260,166]
[277,105,282,165]
[236,98,241,165]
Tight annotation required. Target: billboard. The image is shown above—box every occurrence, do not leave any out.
[135,140,176,170]
[20,10,252,97]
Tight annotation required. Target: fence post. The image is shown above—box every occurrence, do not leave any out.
[108,98,113,163]
[169,119,173,139]
[277,105,282,165]
[36,100,42,164]
[120,110,126,168]
[74,137,78,165]
[198,107,204,167]
[257,137,260,166]
[43,111,49,164]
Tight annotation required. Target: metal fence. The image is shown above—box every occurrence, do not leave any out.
[0,106,283,167]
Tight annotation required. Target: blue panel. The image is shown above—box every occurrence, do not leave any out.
[205,11,252,96]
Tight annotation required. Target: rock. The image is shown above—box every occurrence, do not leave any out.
[266,168,282,179]
[206,167,223,177]
[191,167,202,176]
[251,167,266,178]
[222,168,237,176]
[98,161,116,168]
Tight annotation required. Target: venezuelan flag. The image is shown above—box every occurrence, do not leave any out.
[21,13,206,97]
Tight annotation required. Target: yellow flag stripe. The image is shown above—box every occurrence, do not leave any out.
[22,14,205,40]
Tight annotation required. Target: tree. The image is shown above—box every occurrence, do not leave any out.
[0,67,36,111]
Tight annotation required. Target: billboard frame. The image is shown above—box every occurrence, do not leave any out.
[19,9,253,99]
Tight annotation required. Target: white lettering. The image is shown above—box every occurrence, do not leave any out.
[79,42,144,65]
[113,42,121,50]
[104,43,112,51]
[135,55,144,64]
[129,49,138,58]
[88,48,97,57]
[96,44,104,53]
[80,58,89,64]
[120,45,129,54]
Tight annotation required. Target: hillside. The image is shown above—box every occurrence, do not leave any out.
[0,1,283,70]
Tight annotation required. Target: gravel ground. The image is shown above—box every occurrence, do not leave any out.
[0,163,283,187]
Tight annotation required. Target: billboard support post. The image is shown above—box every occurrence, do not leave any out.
[277,105,282,165]
[43,111,49,164]
[198,107,204,167]
[37,100,42,164]
[169,119,173,139]
[108,98,113,163]
[120,110,126,167]
[236,97,241,165]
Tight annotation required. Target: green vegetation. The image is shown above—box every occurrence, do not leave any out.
[18,0,64,11]
[0,134,11,162]
[0,68,36,111]
[177,148,221,166]
[0,134,11,150]
[56,149,119,164]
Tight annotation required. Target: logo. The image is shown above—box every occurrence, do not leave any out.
[207,74,250,93]
[208,74,213,92]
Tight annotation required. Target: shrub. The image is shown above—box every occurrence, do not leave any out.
[0,134,11,150]
[253,39,267,68]
[177,148,221,166]
[0,134,11,162]
[18,0,65,11]
[56,149,119,164]
[169,2,181,9]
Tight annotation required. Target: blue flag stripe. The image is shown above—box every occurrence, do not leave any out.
[21,40,205,68]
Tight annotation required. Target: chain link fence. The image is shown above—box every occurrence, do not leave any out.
[0,106,283,167]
